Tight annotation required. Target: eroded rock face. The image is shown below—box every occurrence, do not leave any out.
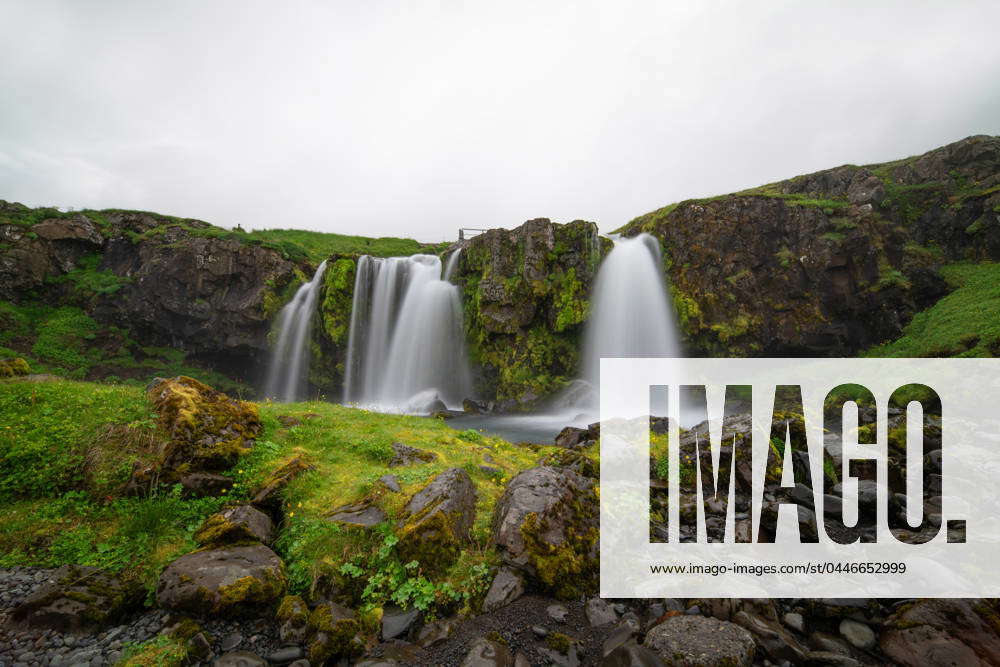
[491,466,599,599]
[644,616,755,667]
[156,543,287,617]
[453,218,607,403]
[397,467,477,571]
[10,565,143,633]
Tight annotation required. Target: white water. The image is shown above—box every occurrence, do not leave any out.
[264,260,328,402]
[343,254,473,413]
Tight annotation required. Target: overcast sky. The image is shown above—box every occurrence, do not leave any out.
[2,1,999,241]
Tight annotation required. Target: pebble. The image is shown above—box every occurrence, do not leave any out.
[839,618,876,650]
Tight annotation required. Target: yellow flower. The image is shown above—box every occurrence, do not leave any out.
[296,502,302,508]
[288,512,295,518]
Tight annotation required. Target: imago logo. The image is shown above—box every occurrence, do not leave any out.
[599,358,1000,598]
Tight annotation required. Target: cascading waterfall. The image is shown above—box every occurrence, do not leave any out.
[264,260,328,402]
[343,253,472,412]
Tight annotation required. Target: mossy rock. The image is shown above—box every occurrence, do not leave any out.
[250,455,315,513]
[307,601,365,662]
[396,467,477,573]
[0,357,30,377]
[194,504,275,546]
[276,594,310,644]
[491,466,599,599]
[147,376,261,471]
[156,544,286,618]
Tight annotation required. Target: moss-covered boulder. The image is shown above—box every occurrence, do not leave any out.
[490,466,598,599]
[156,544,286,617]
[397,467,477,572]
[306,600,365,662]
[880,599,1000,665]
[10,565,144,632]
[195,504,275,546]
[147,376,261,471]
[250,455,315,513]
[0,357,30,377]
[276,594,310,644]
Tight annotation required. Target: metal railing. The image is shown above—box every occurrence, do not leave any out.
[458,228,487,240]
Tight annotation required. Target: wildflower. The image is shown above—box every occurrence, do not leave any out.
[289,512,295,518]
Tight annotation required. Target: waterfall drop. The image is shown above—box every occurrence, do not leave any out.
[343,254,473,413]
[264,260,328,402]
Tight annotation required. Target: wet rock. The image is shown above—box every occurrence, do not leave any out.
[482,567,525,612]
[148,376,261,471]
[156,544,286,617]
[554,426,589,449]
[602,640,667,667]
[381,606,421,641]
[586,598,618,627]
[644,616,755,667]
[10,565,143,633]
[733,608,808,663]
[327,501,387,528]
[276,595,310,644]
[491,466,599,598]
[266,645,304,664]
[195,504,274,545]
[397,468,476,570]
[388,442,437,467]
[460,637,514,667]
[214,651,268,667]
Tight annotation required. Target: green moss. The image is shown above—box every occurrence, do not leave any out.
[519,487,599,599]
[545,631,574,654]
[215,572,286,614]
[321,258,357,345]
[0,357,29,377]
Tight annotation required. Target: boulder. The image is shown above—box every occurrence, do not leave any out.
[156,544,286,617]
[644,616,755,667]
[306,601,364,662]
[381,606,422,641]
[460,637,514,667]
[148,376,261,471]
[213,652,268,667]
[0,357,30,377]
[586,597,618,627]
[491,466,599,598]
[397,467,477,570]
[276,594,310,644]
[602,640,667,666]
[388,442,437,467]
[180,472,234,497]
[880,599,1000,666]
[482,567,525,612]
[195,504,275,545]
[10,565,143,633]
[554,426,589,449]
[327,500,387,528]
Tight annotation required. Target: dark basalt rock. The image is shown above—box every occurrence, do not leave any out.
[327,501,387,528]
[195,504,275,546]
[397,467,477,571]
[880,599,1000,665]
[10,565,143,633]
[156,543,287,617]
[644,615,755,666]
[460,637,515,667]
[251,456,315,512]
[180,472,235,497]
[482,567,526,612]
[388,441,438,467]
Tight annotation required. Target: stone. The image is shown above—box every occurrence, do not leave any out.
[803,652,861,667]
[0,357,30,377]
[460,637,514,667]
[156,544,286,617]
[213,651,267,667]
[388,442,437,467]
[397,467,477,570]
[266,646,304,664]
[10,565,143,633]
[880,599,1000,665]
[379,474,402,493]
[482,567,525,612]
[147,376,261,471]
[251,456,314,511]
[327,501,387,528]
[381,606,421,641]
[603,625,639,657]
[644,616,755,667]
[547,604,569,623]
[276,415,302,427]
[602,640,667,667]
[306,601,364,662]
[733,609,808,663]
[554,426,589,449]
[838,618,875,650]
[195,504,275,545]
[586,597,618,627]
[219,632,243,651]
[783,611,805,632]
[417,618,455,648]
[490,466,599,598]
[276,595,310,644]
[540,632,582,667]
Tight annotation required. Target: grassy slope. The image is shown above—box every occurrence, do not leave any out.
[0,378,559,612]
[242,228,449,262]
[865,262,1000,357]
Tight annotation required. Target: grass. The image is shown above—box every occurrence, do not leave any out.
[0,377,564,614]
[242,228,449,263]
[865,262,1000,357]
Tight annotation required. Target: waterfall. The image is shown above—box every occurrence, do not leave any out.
[264,260,328,402]
[343,253,473,413]
[443,248,462,282]
[560,233,681,409]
